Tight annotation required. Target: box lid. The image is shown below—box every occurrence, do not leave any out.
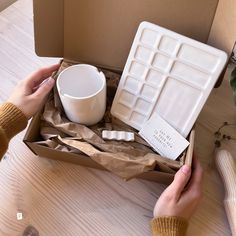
[34,0,219,71]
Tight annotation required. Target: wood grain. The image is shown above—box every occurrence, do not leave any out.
[0,0,234,235]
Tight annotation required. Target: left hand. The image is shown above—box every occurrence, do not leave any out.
[8,64,60,119]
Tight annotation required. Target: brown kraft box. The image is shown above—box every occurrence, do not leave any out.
[23,0,236,184]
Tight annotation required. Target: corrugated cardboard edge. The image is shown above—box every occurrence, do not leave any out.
[185,129,195,166]
[23,112,41,155]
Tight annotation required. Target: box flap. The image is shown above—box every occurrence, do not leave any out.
[208,0,236,55]
[34,0,218,70]
[34,0,64,57]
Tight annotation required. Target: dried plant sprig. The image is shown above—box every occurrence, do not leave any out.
[230,66,236,105]
[214,121,236,148]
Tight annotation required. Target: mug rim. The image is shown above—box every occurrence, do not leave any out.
[56,64,106,100]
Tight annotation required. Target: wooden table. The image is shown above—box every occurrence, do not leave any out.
[0,0,234,235]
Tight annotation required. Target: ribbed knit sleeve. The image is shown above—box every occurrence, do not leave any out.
[151,217,188,236]
[0,102,27,158]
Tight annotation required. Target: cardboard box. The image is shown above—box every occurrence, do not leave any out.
[24,0,235,184]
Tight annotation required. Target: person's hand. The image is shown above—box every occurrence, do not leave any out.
[153,157,203,220]
[8,64,60,119]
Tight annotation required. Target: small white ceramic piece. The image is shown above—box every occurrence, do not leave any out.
[17,212,23,221]
[111,21,228,137]
[57,64,106,126]
[102,130,135,141]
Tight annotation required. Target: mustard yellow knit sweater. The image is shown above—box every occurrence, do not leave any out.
[0,102,188,235]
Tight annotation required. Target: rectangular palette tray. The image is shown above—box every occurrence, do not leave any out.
[111,22,227,137]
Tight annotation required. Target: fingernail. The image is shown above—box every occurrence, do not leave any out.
[181,165,191,174]
[47,77,55,85]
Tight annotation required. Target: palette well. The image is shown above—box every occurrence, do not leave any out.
[111,22,227,137]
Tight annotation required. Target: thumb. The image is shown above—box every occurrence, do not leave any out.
[33,77,55,99]
[168,165,191,200]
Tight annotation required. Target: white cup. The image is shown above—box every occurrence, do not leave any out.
[57,64,106,126]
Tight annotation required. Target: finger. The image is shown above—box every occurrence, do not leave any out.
[25,64,60,88]
[32,77,55,100]
[166,164,192,200]
[187,157,203,192]
[180,159,203,207]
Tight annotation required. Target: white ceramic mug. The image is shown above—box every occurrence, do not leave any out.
[57,64,106,126]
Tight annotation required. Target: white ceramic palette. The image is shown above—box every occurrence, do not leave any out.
[111,21,227,137]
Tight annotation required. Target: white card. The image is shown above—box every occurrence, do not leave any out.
[139,113,189,160]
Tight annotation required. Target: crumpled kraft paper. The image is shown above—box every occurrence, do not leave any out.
[36,60,183,180]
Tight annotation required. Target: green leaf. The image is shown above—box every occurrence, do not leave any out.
[230,66,236,105]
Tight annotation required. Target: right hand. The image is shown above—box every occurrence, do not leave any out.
[153,157,203,220]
